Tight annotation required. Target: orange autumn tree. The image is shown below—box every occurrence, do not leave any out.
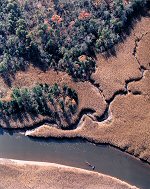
[78,11,91,20]
[78,55,87,62]
[51,14,63,24]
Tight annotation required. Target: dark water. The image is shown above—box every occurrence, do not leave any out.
[0,131,150,189]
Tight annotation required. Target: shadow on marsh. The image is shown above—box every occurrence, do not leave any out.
[1,5,150,87]
[0,112,40,130]
[104,9,150,59]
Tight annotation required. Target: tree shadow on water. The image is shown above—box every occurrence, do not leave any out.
[0,127,4,135]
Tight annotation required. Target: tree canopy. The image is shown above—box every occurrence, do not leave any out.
[0,0,148,80]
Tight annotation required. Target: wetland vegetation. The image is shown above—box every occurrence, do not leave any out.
[0,0,148,127]
[0,0,148,81]
[0,1,150,188]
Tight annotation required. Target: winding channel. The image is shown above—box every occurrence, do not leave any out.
[0,130,150,189]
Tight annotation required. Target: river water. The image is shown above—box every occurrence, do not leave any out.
[0,130,150,189]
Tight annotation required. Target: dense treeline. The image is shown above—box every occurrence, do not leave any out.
[0,84,78,128]
[0,0,148,81]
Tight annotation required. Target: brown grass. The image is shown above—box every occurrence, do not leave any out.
[91,31,141,101]
[0,66,106,128]
[136,32,150,70]
[13,67,106,117]
[0,6,149,189]
[27,91,150,163]
[0,159,138,189]
[91,16,150,101]
[128,70,150,97]
[132,16,150,38]
[0,12,150,164]
[26,17,150,163]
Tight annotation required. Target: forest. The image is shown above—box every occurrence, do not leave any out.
[0,83,78,128]
[0,0,148,81]
[0,0,148,126]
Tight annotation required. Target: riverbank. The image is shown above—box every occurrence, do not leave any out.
[0,158,138,189]
[26,89,150,163]
[0,9,149,188]
[26,16,150,164]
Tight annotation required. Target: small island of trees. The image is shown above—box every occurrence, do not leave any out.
[0,84,78,128]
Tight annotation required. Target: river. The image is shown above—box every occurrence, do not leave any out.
[0,130,150,189]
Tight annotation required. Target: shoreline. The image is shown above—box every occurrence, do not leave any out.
[26,131,150,165]
[1,124,150,166]
[0,158,138,189]
[0,15,149,175]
